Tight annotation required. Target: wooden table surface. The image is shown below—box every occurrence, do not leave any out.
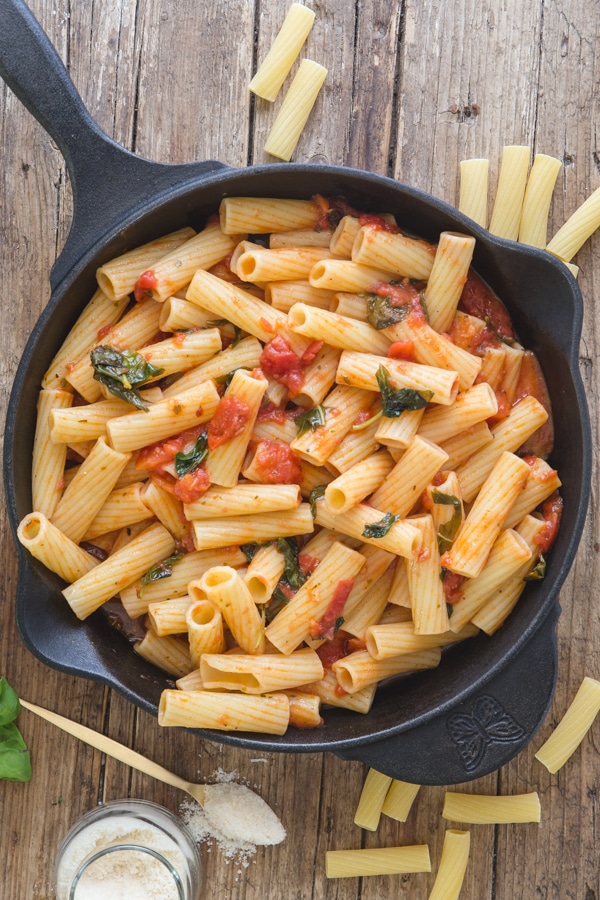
[1,1,599,897]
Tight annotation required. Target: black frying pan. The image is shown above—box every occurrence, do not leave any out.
[1,0,591,785]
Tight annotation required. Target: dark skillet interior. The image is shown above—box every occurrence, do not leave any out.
[5,164,590,756]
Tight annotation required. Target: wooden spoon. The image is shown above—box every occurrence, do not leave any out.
[20,698,286,845]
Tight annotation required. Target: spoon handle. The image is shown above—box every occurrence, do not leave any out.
[20,699,193,797]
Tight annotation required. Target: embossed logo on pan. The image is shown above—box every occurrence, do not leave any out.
[447,695,525,774]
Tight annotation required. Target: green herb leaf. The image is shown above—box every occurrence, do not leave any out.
[139,554,183,595]
[206,319,243,347]
[362,511,399,539]
[365,292,411,330]
[309,484,327,518]
[174,433,208,478]
[0,678,32,782]
[241,543,260,562]
[524,556,546,582]
[0,677,20,727]
[91,346,164,411]
[294,404,326,437]
[215,367,250,390]
[375,365,433,418]
[0,723,32,782]
[275,537,305,591]
[334,615,345,633]
[432,490,463,554]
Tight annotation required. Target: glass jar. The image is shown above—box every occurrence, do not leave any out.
[54,799,202,900]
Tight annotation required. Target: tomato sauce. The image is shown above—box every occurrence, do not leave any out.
[458,270,515,341]
[135,425,205,471]
[513,351,554,458]
[443,571,466,604]
[259,333,320,396]
[207,396,251,450]
[358,213,400,233]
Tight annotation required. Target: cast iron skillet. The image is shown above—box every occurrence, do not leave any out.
[1,0,591,785]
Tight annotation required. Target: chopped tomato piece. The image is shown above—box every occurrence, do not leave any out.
[309,578,355,640]
[368,279,426,324]
[251,440,303,484]
[387,340,416,361]
[534,494,563,553]
[207,396,251,450]
[259,334,305,395]
[135,426,205,471]
[134,269,158,302]
[172,468,211,503]
[316,630,352,668]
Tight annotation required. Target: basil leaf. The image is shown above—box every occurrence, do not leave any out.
[174,433,208,478]
[0,677,20,727]
[241,543,260,562]
[139,554,183,595]
[0,723,32,782]
[265,590,289,623]
[0,678,32,782]
[365,292,411,330]
[206,319,243,347]
[375,365,432,418]
[432,490,462,554]
[524,556,546,582]
[215,367,249,390]
[294,404,326,437]
[275,537,305,591]
[91,346,164,411]
[309,484,327,519]
[362,511,399,539]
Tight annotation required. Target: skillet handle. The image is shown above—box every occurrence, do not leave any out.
[0,0,228,288]
[336,605,560,785]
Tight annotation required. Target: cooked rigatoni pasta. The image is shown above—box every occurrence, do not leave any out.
[96,227,195,301]
[198,566,265,654]
[32,389,73,518]
[200,647,324,694]
[158,689,290,735]
[442,452,531,579]
[424,232,476,332]
[351,226,435,279]
[19,193,564,741]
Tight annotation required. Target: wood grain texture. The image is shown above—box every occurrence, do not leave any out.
[1,1,599,898]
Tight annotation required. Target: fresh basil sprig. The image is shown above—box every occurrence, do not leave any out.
[174,434,208,478]
[91,346,164,411]
[432,490,462,554]
[0,677,32,782]
[375,365,432,418]
[139,553,183,595]
[362,511,399,539]
[294,404,326,437]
